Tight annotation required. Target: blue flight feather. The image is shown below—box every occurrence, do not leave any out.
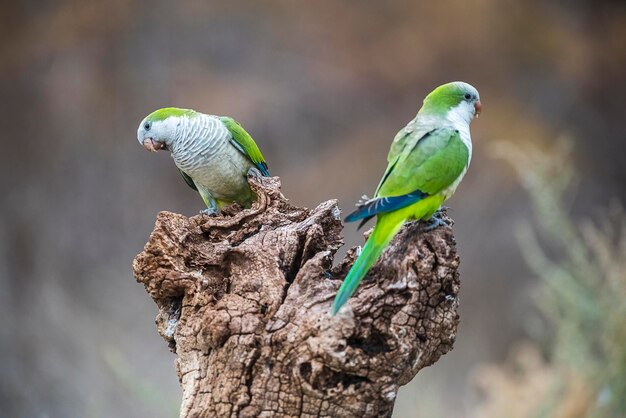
[257,162,270,177]
[344,190,428,223]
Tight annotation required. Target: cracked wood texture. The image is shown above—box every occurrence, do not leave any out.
[133,176,461,418]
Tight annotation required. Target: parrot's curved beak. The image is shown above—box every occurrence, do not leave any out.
[143,137,165,152]
[474,100,482,118]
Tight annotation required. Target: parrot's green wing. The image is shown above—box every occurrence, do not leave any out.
[374,120,432,197]
[220,116,270,176]
[348,128,468,223]
[378,127,469,197]
[178,169,198,191]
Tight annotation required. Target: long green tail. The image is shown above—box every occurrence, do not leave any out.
[332,214,404,315]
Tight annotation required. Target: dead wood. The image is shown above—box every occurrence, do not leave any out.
[133,175,461,418]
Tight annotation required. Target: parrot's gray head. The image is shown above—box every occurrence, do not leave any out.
[421,81,482,124]
[137,107,195,152]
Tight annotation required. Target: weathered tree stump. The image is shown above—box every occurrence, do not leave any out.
[133,176,460,418]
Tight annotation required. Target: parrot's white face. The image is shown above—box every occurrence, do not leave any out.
[446,82,481,126]
[446,97,480,127]
[420,81,481,128]
[137,116,181,152]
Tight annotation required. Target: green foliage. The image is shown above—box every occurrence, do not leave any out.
[495,140,626,418]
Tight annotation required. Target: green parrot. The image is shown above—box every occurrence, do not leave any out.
[332,81,482,315]
[137,108,270,214]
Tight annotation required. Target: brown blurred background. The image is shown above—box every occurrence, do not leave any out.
[1,1,625,417]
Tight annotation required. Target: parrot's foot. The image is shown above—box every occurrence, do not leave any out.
[200,207,220,216]
[247,167,263,180]
[420,211,451,232]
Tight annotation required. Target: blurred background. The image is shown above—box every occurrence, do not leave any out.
[1,1,625,417]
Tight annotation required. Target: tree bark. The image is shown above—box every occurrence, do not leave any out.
[133,176,461,418]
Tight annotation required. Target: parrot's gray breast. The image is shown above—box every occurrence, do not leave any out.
[169,114,255,203]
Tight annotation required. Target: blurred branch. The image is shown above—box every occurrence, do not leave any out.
[476,140,626,418]
[133,176,461,417]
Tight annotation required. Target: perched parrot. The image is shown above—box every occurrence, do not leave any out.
[332,81,481,315]
[137,108,270,214]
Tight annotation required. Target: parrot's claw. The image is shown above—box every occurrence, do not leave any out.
[420,212,451,232]
[200,207,220,216]
[420,216,446,232]
[432,206,452,220]
[247,167,263,180]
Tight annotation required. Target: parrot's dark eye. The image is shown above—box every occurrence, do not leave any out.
[144,121,151,130]
[464,93,472,100]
